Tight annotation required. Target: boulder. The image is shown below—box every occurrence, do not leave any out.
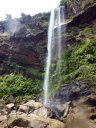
[7,112,65,128]
[7,95,15,103]
[49,81,93,117]
[19,101,43,114]
[6,103,15,110]
[19,101,55,118]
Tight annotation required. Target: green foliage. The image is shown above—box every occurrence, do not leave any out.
[2,55,42,79]
[2,41,7,44]
[21,66,42,78]
[78,27,94,39]
[81,0,94,9]
[49,39,96,95]
[60,0,95,19]
[61,39,96,84]
[60,0,67,6]
[61,50,71,74]
[43,22,48,28]
[0,73,42,102]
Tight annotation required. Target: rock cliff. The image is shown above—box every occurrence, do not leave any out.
[0,13,50,74]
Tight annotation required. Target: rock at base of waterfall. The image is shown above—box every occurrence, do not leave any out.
[63,94,96,128]
[6,103,15,110]
[1,95,96,128]
[0,101,64,128]
[6,112,65,128]
[19,101,55,118]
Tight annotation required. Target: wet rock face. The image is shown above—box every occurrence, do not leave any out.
[0,44,10,58]
[50,81,94,117]
[54,81,91,102]
[68,3,96,27]
[0,13,49,72]
[0,2,96,73]
[60,3,96,52]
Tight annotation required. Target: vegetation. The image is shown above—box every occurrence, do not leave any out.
[61,39,96,84]
[60,0,94,6]
[49,39,96,95]
[0,56,43,103]
[60,0,95,19]
[0,73,42,103]
[0,12,48,103]
[21,66,42,78]
[60,0,67,6]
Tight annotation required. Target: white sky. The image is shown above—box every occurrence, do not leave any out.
[0,0,60,20]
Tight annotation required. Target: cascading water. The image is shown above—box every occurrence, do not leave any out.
[56,7,62,82]
[43,5,66,106]
[43,9,55,106]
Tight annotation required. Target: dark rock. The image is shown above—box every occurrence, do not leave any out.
[68,4,96,27]
[8,95,15,103]
[49,81,93,117]
[65,0,96,19]
[0,12,49,73]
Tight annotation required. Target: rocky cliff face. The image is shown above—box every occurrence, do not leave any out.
[0,0,96,111]
[0,1,95,75]
[60,0,96,19]
[0,13,50,103]
[0,13,50,75]
[47,1,96,116]
[0,1,96,128]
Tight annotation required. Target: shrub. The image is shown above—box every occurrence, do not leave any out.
[49,39,96,95]
[0,73,42,101]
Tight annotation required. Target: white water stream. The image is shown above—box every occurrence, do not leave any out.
[43,5,66,106]
[43,9,55,105]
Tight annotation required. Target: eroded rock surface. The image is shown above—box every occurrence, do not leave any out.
[0,101,64,128]
[63,94,96,128]
[49,81,94,117]
[1,95,96,128]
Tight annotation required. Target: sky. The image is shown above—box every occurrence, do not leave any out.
[0,0,60,20]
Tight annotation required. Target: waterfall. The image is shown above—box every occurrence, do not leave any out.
[43,6,65,106]
[43,9,55,106]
